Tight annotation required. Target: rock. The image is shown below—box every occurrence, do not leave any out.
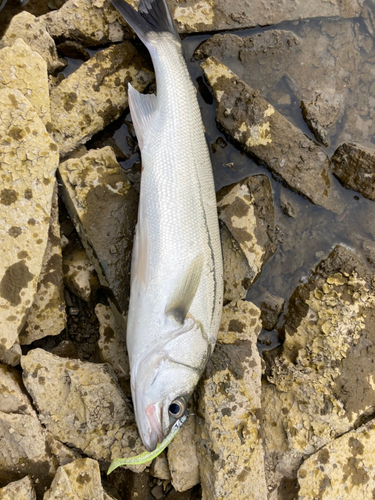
[332,142,375,201]
[45,432,82,468]
[201,57,345,214]
[19,186,66,345]
[0,88,59,359]
[150,452,171,481]
[95,303,129,382]
[262,245,375,494]
[44,458,107,500]
[0,341,21,367]
[40,0,132,47]
[196,300,267,500]
[167,416,199,492]
[55,41,90,61]
[59,147,138,323]
[0,12,65,74]
[21,349,146,468]
[0,364,52,496]
[279,192,297,218]
[0,39,50,125]
[217,175,276,302]
[0,476,36,500]
[301,92,341,146]
[169,0,361,33]
[259,291,284,331]
[50,42,153,156]
[298,419,375,499]
[63,248,97,303]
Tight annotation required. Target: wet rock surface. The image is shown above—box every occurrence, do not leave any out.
[196,300,267,500]
[217,175,276,302]
[332,142,375,201]
[50,42,153,156]
[0,88,58,359]
[59,146,138,321]
[202,57,345,214]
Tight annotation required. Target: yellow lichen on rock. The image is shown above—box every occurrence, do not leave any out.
[174,0,214,31]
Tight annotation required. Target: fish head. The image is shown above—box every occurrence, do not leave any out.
[131,317,210,451]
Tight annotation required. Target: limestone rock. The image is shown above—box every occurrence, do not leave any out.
[21,349,146,467]
[63,248,97,303]
[0,12,65,74]
[0,88,59,358]
[217,175,276,302]
[262,245,375,494]
[297,420,375,499]
[59,147,138,322]
[20,186,66,345]
[45,432,82,468]
[259,291,284,331]
[0,364,52,496]
[169,0,362,33]
[40,0,133,47]
[0,39,50,125]
[196,300,267,500]
[167,416,199,492]
[201,57,344,214]
[50,42,153,156]
[332,142,375,202]
[0,341,21,367]
[0,476,36,500]
[44,458,107,500]
[95,303,129,382]
[301,92,341,146]
[150,452,171,481]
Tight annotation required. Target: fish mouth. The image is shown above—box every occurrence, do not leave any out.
[143,402,164,451]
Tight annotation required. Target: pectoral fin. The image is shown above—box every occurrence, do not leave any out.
[128,83,157,150]
[165,255,204,324]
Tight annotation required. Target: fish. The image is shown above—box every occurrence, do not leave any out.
[110,0,223,451]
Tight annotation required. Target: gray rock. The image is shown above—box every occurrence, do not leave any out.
[332,142,375,201]
[59,147,138,323]
[0,364,52,496]
[0,39,51,125]
[262,245,375,494]
[21,349,146,468]
[167,416,199,492]
[0,476,36,500]
[44,458,107,500]
[19,186,66,345]
[217,175,276,302]
[259,291,284,331]
[201,57,345,214]
[0,12,65,74]
[95,303,129,382]
[279,192,297,218]
[301,92,341,147]
[196,300,267,500]
[40,0,133,47]
[0,341,21,367]
[0,88,59,359]
[50,42,153,156]
[150,452,171,481]
[297,419,375,499]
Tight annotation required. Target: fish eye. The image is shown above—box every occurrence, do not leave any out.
[168,397,186,419]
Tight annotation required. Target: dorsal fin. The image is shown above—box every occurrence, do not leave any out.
[128,83,157,151]
[165,255,204,324]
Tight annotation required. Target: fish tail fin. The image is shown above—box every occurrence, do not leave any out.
[110,0,179,47]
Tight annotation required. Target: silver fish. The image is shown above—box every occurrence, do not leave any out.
[110,0,223,451]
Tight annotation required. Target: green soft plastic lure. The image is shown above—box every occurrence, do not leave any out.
[107,416,187,474]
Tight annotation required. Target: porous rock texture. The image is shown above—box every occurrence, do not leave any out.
[50,41,153,156]
[0,39,50,125]
[19,186,66,345]
[0,476,36,500]
[196,300,267,500]
[0,88,59,360]
[21,349,146,470]
[217,174,276,302]
[0,12,65,74]
[262,245,375,496]
[59,147,138,323]
[201,56,344,214]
